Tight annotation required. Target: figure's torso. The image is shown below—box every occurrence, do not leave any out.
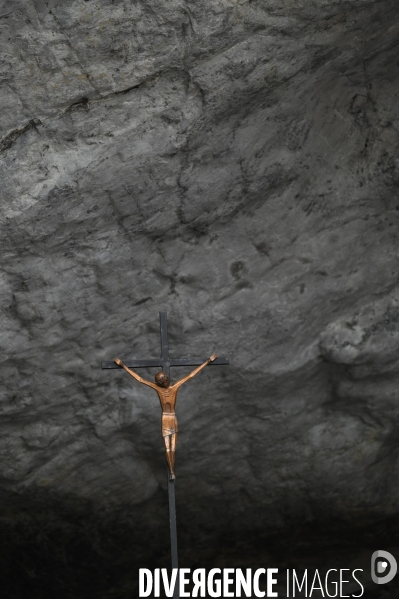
[156,385,178,412]
[157,386,179,437]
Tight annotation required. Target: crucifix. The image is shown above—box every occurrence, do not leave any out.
[102,312,229,595]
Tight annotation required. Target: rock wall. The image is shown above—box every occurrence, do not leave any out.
[1,0,399,596]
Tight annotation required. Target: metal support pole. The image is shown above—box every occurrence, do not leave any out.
[168,471,179,598]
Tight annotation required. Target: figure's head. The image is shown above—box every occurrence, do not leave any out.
[155,371,170,388]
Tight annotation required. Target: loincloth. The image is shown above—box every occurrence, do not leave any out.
[162,412,178,437]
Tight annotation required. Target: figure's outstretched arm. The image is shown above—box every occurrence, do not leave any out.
[114,358,159,390]
[173,354,217,389]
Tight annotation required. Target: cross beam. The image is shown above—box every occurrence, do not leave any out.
[102,312,229,379]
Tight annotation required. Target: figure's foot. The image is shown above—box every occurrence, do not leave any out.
[169,472,176,481]
[114,358,123,366]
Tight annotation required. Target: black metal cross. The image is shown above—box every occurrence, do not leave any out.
[102,311,229,598]
[102,311,229,377]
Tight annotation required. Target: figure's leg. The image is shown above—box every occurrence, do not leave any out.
[170,433,177,471]
[164,435,175,479]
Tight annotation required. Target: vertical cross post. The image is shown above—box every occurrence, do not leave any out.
[160,313,179,596]
[160,312,171,379]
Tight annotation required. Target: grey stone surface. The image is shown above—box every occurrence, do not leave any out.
[1,0,399,596]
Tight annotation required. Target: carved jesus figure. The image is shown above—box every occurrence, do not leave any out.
[114,354,217,479]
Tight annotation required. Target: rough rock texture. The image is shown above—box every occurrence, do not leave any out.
[1,0,399,596]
